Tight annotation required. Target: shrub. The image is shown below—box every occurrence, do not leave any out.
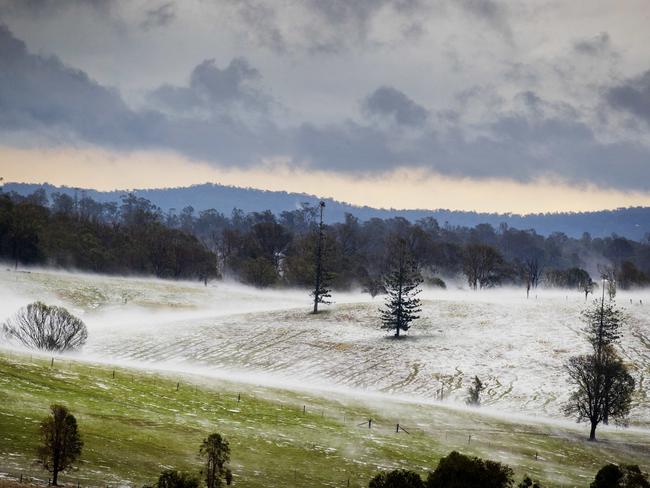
[591,464,650,488]
[369,469,424,488]
[155,470,200,488]
[426,451,513,488]
[2,302,87,352]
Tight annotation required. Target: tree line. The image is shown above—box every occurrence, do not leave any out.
[2,189,650,293]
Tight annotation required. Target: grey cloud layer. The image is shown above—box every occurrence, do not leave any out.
[606,70,650,126]
[1,22,650,191]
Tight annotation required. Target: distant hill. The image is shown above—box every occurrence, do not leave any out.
[4,182,650,240]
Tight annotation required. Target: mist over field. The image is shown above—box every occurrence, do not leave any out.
[2,267,648,428]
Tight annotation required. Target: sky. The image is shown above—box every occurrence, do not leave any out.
[0,0,649,213]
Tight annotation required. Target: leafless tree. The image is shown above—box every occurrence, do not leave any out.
[2,302,88,352]
[463,244,505,290]
[523,256,543,299]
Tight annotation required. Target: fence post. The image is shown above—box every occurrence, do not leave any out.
[303,405,306,415]
[468,434,471,445]
[368,418,372,429]
[396,423,399,433]
[237,393,241,403]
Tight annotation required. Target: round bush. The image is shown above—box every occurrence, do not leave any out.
[2,301,88,352]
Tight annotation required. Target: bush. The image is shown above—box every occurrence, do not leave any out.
[155,470,200,488]
[591,464,650,488]
[426,277,447,289]
[518,476,542,488]
[425,451,514,488]
[369,469,424,488]
[2,302,87,352]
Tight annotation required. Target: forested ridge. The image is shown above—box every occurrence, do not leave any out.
[1,188,649,291]
[6,182,650,240]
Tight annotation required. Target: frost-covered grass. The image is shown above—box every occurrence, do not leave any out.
[1,351,649,488]
[3,268,647,423]
[0,268,649,486]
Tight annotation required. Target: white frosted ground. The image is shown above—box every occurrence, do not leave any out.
[1,267,648,426]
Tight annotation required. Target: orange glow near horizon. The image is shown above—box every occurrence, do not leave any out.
[2,145,650,214]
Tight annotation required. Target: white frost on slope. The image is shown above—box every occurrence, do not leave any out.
[1,268,648,425]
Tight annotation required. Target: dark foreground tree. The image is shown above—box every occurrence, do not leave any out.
[564,348,634,440]
[200,433,232,487]
[38,404,83,486]
[425,451,514,488]
[156,470,200,488]
[591,464,650,488]
[369,469,424,488]
[2,302,88,352]
[311,201,332,313]
[466,376,485,406]
[380,238,423,337]
[582,296,625,424]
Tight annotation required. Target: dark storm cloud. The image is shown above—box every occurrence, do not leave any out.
[362,86,428,126]
[2,24,650,192]
[0,0,114,17]
[606,70,650,125]
[0,24,278,162]
[149,58,269,113]
[0,23,157,146]
[141,2,175,30]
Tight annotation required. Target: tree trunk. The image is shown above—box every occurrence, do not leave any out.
[589,421,597,441]
[52,468,59,486]
[395,326,400,338]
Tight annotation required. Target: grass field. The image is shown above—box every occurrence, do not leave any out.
[1,351,649,488]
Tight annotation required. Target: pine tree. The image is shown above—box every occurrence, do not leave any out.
[200,433,232,488]
[311,201,332,313]
[380,238,422,337]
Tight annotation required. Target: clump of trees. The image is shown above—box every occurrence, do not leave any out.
[2,302,88,352]
[591,463,650,488]
[564,292,635,440]
[380,239,423,337]
[368,451,535,488]
[156,470,200,488]
[150,433,233,488]
[38,404,83,486]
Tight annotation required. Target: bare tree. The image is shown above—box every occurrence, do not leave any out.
[523,256,543,299]
[463,244,505,290]
[38,404,83,486]
[2,302,88,352]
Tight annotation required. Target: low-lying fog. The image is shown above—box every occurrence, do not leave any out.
[1,267,649,427]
